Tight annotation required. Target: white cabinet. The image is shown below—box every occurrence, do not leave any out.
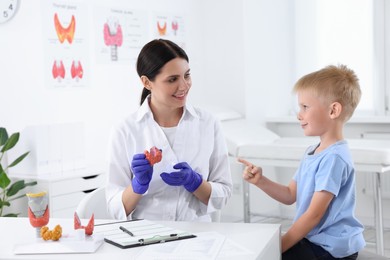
[11,167,106,218]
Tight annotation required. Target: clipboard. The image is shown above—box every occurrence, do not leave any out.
[94,219,196,249]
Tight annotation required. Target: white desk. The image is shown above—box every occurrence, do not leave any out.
[0,217,281,260]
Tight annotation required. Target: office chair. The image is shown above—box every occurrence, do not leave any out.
[211,210,221,222]
[76,187,111,219]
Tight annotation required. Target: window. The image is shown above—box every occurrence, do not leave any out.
[385,0,390,115]
[295,0,387,116]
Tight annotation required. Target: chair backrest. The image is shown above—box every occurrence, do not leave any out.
[76,187,111,219]
[76,187,221,222]
[211,210,221,222]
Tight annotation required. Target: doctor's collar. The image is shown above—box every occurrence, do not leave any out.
[136,98,151,122]
[135,96,199,122]
[184,103,198,119]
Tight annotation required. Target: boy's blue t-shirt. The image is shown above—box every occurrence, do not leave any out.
[293,140,366,258]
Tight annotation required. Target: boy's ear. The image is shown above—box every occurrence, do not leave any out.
[329,102,342,119]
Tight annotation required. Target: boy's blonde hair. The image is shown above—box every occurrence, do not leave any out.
[293,64,361,121]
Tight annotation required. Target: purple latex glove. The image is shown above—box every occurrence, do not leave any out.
[131,153,153,194]
[160,162,203,193]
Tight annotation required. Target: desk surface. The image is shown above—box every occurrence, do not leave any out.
[1,217,281,260]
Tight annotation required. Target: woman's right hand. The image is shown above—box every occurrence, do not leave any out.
[237,158,263,185]
[131,153,153,194]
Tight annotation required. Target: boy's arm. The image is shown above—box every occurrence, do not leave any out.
[281,190,334,252]
[238,158,297,205]
[256,177,297,205]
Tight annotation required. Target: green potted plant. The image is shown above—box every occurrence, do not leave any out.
[0,127,37,217]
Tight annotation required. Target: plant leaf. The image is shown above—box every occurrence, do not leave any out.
[0,200,10,207]
[7,180,37,198]
[2,213,19,217]
[0,132,19,153]
[8,152,29,168]
[25,181,37,187]
[0,171,11,189]
[8,193,27,201]
[0,127,8,147]
[6,180,25,197]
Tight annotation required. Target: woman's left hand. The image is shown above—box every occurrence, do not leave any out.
[160,162,202,192]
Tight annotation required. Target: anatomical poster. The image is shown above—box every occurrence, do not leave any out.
[155,13,186,49]
[94,6,148,64]
[43,1,89,88]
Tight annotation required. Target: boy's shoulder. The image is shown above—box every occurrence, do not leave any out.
[321,140,353,166]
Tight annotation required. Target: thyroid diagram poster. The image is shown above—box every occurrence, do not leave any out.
[94,6,148,64]
[43,1,89,88]
[155,13,186,49]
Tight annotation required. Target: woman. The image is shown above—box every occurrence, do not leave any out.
[106,39,232,221]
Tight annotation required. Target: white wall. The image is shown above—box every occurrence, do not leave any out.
[1,0,297,166]
[0,0,247,167]
[243,0,295,124]
[193,0,245,114]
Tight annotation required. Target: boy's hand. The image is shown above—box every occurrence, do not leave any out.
[237,158,262,185]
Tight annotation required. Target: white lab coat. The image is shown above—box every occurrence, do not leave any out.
[106,99,232,221]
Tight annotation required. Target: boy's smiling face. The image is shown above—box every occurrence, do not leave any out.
[296,89,333,137]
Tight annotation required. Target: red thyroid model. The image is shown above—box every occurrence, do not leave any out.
[28,205,49,228]
[74,212,94,236]
[144,146,162,166]
[26,191,50,238]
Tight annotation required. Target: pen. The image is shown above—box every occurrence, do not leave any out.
[119,226,134,237]
[138,234,179,245]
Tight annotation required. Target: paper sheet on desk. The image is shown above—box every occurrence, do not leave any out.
[13,234,104,255]
[217,238,256,259]
[137,232,225,260]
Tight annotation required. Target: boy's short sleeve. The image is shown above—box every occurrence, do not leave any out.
[314,154,349,197]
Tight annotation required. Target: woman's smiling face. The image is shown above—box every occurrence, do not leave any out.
[149,57,192,109]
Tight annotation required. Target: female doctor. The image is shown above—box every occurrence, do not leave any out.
[106,39,232,221]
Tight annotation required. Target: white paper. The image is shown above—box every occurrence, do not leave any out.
[137,231,225,260]
[13,233,104,255]
[217,238,256,259]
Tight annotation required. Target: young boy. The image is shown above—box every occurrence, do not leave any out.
[239,64,365,259]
